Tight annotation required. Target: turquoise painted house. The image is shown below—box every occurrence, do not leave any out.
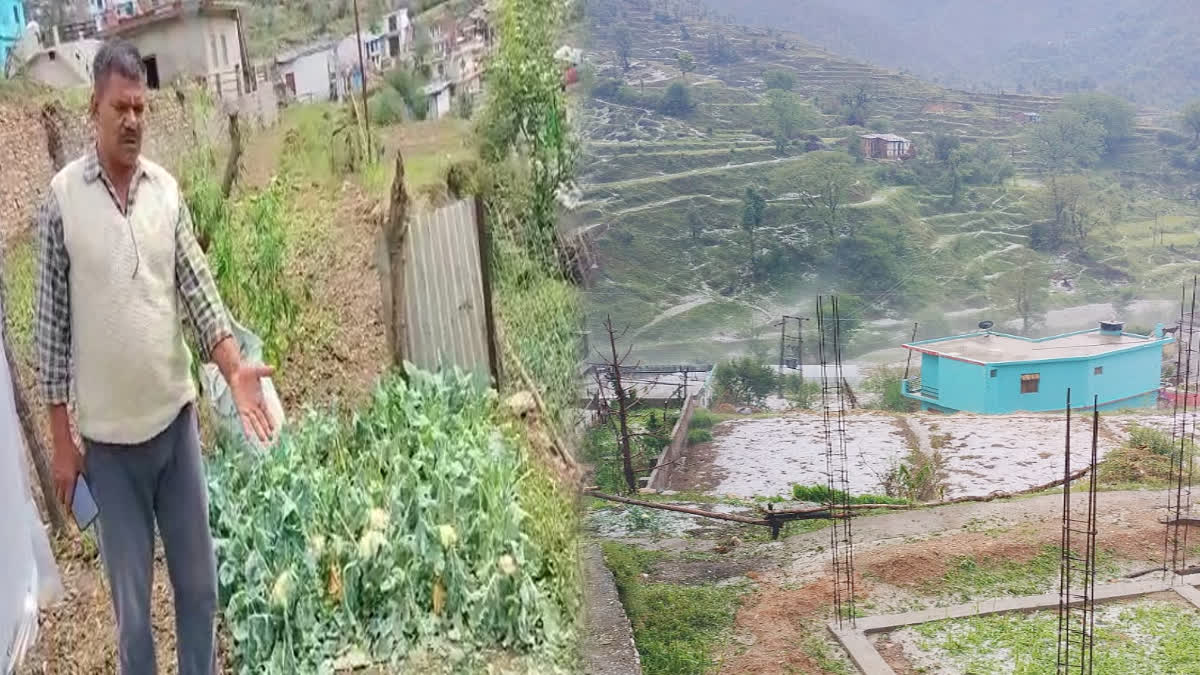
[901,321,1172,414]
[0,0,25,75]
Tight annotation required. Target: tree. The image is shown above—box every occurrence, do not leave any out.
[1182,101,1200,143]
[741,187,766,276]
[1037,175,1108,245]
[659,82,693,117]
[713,357,776,407]
[839,82,874,127]
[764,69,795,91]
[765,90,819,153]
[615,25,633,71]
[676,50,695,82]
[931,131,962,163]
[1028,109,1106,173]
[990,255,1050,334]
[1062,92,1136,153]
[686,202,704,241]
[798,151,856,238]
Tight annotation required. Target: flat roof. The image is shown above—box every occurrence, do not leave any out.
[903,329,1170,365]
[860,133,910,142]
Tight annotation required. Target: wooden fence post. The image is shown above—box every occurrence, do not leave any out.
[473,195,501,385]
[382,151,411,368]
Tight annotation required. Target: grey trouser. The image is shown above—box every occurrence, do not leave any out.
[84,402,217,675]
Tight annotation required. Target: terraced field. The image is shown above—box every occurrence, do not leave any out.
[578,1,1200,363]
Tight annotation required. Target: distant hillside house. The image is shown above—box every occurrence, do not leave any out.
[860,133,915,160]
[365,6,412,70]
[901,321,1172,414]
[103,1,254,98]
[0,0,26,74]
[17,37,101,87]
[275,40,337,103]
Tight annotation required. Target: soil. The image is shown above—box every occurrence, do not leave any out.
[663,430,725,493]
[717,579,837,675]
[278,179,389,413]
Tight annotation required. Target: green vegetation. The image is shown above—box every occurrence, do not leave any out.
[913,600,1200,674]
[791,484,909,505]
[208,370,578,673]
[372,67,431,124]
[584,406,678,493]
[1,237,36,363]
[861,365,917,412]
[181,154,302,369]
[1100,424,1195,486]
[926,545,1117,602]
[602,542,745,675]
[712,357,776,407]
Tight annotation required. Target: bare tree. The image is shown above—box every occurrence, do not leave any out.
[596,315,638,493]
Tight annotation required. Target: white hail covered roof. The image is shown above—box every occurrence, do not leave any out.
[860,133,910,142]
[906,330,1164,364]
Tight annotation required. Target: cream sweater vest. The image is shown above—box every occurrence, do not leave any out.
[52,156,196,445]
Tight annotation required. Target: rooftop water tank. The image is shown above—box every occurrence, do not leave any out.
[1099,320,1124,336]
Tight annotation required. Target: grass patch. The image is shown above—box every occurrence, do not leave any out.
[1100,423,1193,486]
[1,235,37,362]
[689,408,718,430]
[687,428,713,445]
[912,598,1200,674]
[791,484,910,505]
[927,545,1118,601]
[602,542,745,675]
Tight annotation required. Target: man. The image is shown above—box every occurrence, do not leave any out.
[33,40,275,674]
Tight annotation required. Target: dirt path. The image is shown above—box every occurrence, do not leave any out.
[581,544,642,675]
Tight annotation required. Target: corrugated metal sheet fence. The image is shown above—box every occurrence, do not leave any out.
[376,198,498,383]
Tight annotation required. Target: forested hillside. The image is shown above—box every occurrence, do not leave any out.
[697,0,1200,108]
[578,0,1200,365]
[237,0,459,56]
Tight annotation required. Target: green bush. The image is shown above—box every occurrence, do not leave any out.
[369,85,409,125]
[713,357,776,407]
[791,484,909,505]
[688,408,718,430]
[687,429,713,445]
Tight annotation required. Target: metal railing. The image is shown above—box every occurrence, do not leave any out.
[904,378,939,400]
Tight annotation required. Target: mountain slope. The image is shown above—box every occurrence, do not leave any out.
[578,0,1200,365]
[698,0,1200,108]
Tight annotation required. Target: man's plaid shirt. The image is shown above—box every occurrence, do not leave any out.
[34,149,232,406]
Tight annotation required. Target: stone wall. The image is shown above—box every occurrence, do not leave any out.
[0,85,275,246]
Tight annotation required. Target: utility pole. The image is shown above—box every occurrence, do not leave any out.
[352,0,372,159]
[902,322,919,382]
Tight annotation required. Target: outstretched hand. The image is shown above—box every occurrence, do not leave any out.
[228,362,277,443]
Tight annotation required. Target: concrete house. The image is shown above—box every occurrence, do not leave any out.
[0,0,26,73]
[366,6,411,69]
[104,1,253,98]
[17,37,101,87]
[860,133,915,160]
[901,321,1172,414]
[275,40,337,103]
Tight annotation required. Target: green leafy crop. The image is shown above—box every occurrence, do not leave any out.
[207,368,578,673]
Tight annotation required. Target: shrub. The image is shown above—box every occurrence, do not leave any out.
[687,429,713,445]
[369,86,408,125]
[763,70,795,91]
[659,82,694,117]
[689,408,718,430]
[791,484,909,505]
[713,357,776,407]
[862,365,918,412]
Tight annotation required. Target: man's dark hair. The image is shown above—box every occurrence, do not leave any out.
[92,39,147,91]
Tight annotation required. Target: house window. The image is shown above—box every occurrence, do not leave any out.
[1020,373,1040,394]
[990,369,997,378]
[13,5,19,24]
[210,35,219,68]
[389,16,398,31]
[221,35,229,67]
[1094,366,1103,375]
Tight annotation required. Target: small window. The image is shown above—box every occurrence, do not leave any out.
[990,369,997,378]
[221,35,229,67]
[210,35,219,67]
[1020,373,1040,394]
[1094,366,1103,375]
[13,6,20,24]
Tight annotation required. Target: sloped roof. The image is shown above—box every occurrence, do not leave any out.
[860,133,910,143]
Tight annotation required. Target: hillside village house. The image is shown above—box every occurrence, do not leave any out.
[16,36,100,87]
[901,321,1172,414]
[103,0,254,98]
[365,5,412,70]
[860,133,915,160]
[275,39,338,103]
[0,0,26,73]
